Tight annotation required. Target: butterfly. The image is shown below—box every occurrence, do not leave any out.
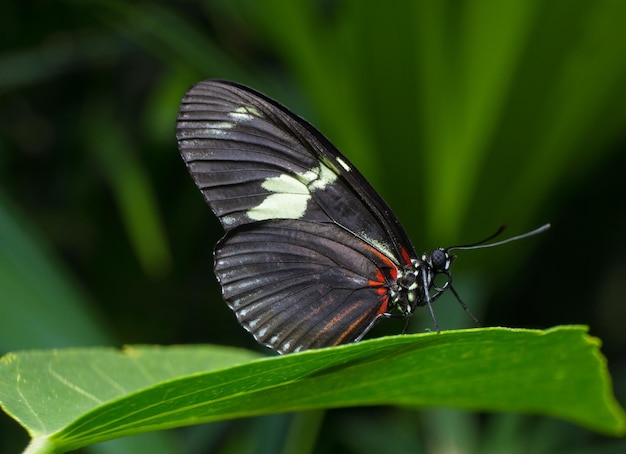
[176,79,548,354]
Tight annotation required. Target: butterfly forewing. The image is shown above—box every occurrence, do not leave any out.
[176,79,418,353]
[177,80,415,262]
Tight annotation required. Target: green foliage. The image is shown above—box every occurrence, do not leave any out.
[2,0,626,452]
[0,199,110,351]
[1,327,624,453]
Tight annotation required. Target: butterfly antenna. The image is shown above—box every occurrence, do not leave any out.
[448,223,551,252]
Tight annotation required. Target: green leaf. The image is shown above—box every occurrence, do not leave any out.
[0,326,623,453]
[0,198,110,351]
[85,109,172,278]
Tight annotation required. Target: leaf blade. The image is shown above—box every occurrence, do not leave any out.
[1,326,623,453]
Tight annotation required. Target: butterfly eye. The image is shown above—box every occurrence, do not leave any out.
[428,248,451,273]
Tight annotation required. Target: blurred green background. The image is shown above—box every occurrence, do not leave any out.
[2,0,625,452]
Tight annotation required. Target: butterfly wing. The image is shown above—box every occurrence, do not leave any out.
[215,220,397,353]
[176,79,415,352]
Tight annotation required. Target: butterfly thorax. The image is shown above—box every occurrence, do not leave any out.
[388,248,455,317]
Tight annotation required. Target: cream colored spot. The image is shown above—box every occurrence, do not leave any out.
[335,156,351,172]
[229,105,262,122]
[247,162,338,221]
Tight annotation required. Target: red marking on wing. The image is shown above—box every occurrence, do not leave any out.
[400,246,412,266]
[314,239,399,346]
[363,243,398,280]
[324,293,389,346]
[368,269,385,286]
[364,243,396,314]
[376,294,389,315]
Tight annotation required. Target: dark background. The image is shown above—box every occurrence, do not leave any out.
[1,1,625,452]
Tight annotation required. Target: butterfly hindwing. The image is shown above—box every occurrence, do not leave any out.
[215,220,396,353]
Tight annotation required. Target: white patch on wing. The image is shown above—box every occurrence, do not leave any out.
[206,122,235,135]
[177,121,234,138]
[264,173,311,194]
[247,161,339,221]
[335,156,351,172]
[229,105,262,122]
[309,162,338,190]
[359,231,396,262]
[178,121,235,140]
[247,178,309,220]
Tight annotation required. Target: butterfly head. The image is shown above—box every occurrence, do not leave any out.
[418,248,456,304]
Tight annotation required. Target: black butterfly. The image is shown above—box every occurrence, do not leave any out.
[176,79,548,354]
